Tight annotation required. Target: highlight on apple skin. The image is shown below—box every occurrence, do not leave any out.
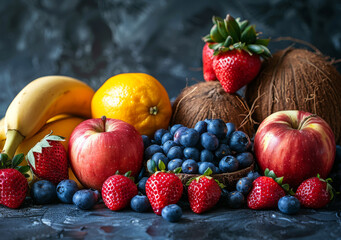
[68,117,144,191]
[254,110,336,188]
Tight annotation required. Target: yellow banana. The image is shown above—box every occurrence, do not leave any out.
[0,118,5,150]
[2,76,94,159]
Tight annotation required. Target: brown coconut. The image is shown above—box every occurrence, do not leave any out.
[245,47,341,144]
[171,81,254,137]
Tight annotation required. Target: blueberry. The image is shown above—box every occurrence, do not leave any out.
[229,131,251,153]
[162,140,178,154]
[207,119,227,139]
[214,144,231,159]
[147,159,158,173]
[173,127,188,144]
[215,166,221,174]
[228,191,245,209]
[137,177,149,195]
[56,179,79,203]
[236,177,253,195]
[246,171,261,182]
[137,167,146,182]
[167,146,183,160]
[200,149,214,163]
[278,196,300,215]
[170,124,183,135]
[179,129,200,147]
[200,132,219,151]
[199,162,217,174]
[31,180,57,204]
[161,132,173,145]
[220,136,229,145]
[154,129,169,144]
[226,122,236,139]
[161,204,182,222]
[183,147,200,161]
[130,195,151,212]
[141,135,151,149]
[336,145,341,163]
[92,189,100,202]
[72,189,98,210]
[144,144,163,160]
[194,121,207,134]
[182,159,199,174]
[151,152,169,167]
[219,156,239,173]
[236,152,254,169]
[204,119,212,123]
[168,159,183,171]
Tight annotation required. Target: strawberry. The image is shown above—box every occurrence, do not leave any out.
[26,133,68,185]
[102,172,138,211]
[202,42,217,81]
[187,169,222,214]
[247,169,288,210]
[146,172,183,215]
[202,14,271,93]
[295,175,334,209]
[0,153,30,208]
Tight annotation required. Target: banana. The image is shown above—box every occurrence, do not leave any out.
[2,76,94,159]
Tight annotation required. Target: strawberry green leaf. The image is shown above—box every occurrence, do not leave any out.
[115,170,120,175]
[264,168,270,176]
[267,170,277,179]
[45,135,65,142]
[16,165,30,174]
[236,18,249,32]
[124,171,132,177]
[215,179,226,189]
[225,20,239,43]
[241,25,257,43]
[186,177,196,186]
[275,177,284,185]
[147,160,157,173]
[158,160,166,171]
[217,20,228,39]
[12,153,24,168]
[202,34,214,43]
[226,15,240,41]
[255,38,270,46]
[223,36,233,47]
[203,167,213,176]
[247,44,265,55]
[24,173,30,178]
[258,45,272,58]
[210,25,225,42]
[212,16,223,25]
[173,167,182,174]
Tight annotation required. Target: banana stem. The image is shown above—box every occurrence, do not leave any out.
[2,129,25,159]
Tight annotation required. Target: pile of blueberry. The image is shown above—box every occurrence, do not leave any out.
[30,179,99,210]
[143,119,254,175]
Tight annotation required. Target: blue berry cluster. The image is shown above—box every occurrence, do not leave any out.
[30,179,100,210]
[143,119,254,175]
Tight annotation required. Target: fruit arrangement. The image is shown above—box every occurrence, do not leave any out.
[0,12,340,225]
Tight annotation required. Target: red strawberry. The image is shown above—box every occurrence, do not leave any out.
[187,175,221,214]
[146,172,183,215]
[26,133,68,185]
[203,14,271,93]
[102,173,138,211]
[213,49,261,93]
[247,169,288,210]
[202,42,217,81]
[0,168,28,209]
[295,175,333,209]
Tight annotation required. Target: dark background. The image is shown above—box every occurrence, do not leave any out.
[1,0,340,117]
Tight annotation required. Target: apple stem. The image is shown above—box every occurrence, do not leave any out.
[297,114,317,130]
[101,116,107,131]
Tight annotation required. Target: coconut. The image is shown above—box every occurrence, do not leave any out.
[171,81,254,137]
[245,47,341,144]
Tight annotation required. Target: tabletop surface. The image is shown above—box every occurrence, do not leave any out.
[1,198,340,240]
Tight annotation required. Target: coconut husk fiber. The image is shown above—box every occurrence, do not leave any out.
[171,81,255,137]
[245,47,341,144]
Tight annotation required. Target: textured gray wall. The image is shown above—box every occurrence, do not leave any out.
[1,0,340,117]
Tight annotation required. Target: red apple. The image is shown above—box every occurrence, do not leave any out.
[68,117,144,190]
[254,110,335,188]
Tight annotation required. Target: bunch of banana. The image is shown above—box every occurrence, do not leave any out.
[2,76,94,159]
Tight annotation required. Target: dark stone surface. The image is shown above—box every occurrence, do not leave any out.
[0,198,341,240]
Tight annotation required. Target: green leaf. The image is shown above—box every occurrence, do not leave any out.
[210,25,225,42]
[247,44,264,55]
[12,153,25,168]
[223,36,233,47]
[0,153,9,168]
[45,135,65,142]
[267,170,277,179]
[275,177,283,185]
[264,168,270,176]
[217,20,228,39]
[147,160,157,173]
[209,42,223,50]
[173,167,182,174]
[237,19,249,32]
[203,167,213,176]
[124,171,132,177]
[258,45,272,58]
[186,177,196,186]
[255,38,270,46]
[212,16,224,25]
[24,174,30,178]
[215,179,226,189]
[202,34,214,43]
[158,160,166,171]
[225,15,240,42]
[241,25,257,43]
[16,165,30,174]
